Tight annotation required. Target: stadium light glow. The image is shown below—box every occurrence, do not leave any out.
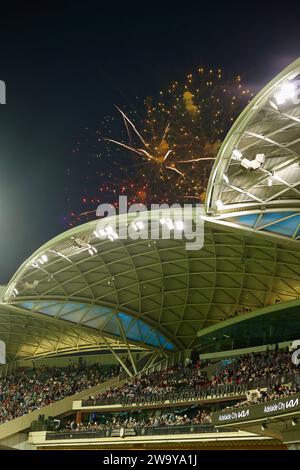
[88,246,97,256]
[160,218,174,229]
[32,253,50,266]
[94,228,106,238]
[232,149,243,161]
[174,220,184,231]
[132,220,145,231]
[166,219,174,230]
[94,225,119,241]
[105,226,118,239]
[105,225,114,235]
[240,153,265,171]
[274,81,297,105]
[216,199,223,210]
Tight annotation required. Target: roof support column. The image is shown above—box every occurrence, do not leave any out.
[116,316,138,375]
[102,336,133,378]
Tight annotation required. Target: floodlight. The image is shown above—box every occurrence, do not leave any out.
[274,81,297,105]
[232,149,243,160]
[166,219,174,229]
[240,158,252,170]
[132,220,144,231]
[174,220,184,231]
[240,153,265,170]
[256,153,265,164]
[216,199,223,210]
[93,229,106,238]
[105,225,114,235]
[250,159,261,170]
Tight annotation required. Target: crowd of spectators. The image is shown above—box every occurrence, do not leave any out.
[86,367,211,403]
[226,382,300,410]
[211,349,296,386]
[63,409,212,433]
[87,349,299,404]
[0,348,299,426]
[0,363,119,424]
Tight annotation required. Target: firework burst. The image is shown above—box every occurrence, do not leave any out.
[66,67,252,226]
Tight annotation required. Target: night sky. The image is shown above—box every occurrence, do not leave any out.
[1,1,300,283]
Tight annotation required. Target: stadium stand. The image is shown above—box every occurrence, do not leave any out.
[0,363,119,424]
[82,349,299,406]
[2,58,300,450]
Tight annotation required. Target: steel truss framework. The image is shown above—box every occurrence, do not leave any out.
[0,303,154,370]
[203,209,300,241]
[206,58,300,215]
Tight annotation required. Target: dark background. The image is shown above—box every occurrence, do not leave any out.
[1,0,300,283]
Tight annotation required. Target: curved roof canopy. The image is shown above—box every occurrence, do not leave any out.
[2,60,300,362]
[2,210,300,358]
[206,58,300,215]
[0,303,139,362]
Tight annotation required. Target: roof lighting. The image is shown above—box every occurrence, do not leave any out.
[97,225,119,241]
[136,221,144,230]
[240,153,265,171]
[94,229,106,238]
[88,246,97,256]
[32,254,49,266]
[166,219,174,230]
[132,220,145,231]
[274,81,297,105]
[174,220,184,231]
[105,225,114,235]
[160,218,174,229]
[216,199,223,210]
[232,149,243,161]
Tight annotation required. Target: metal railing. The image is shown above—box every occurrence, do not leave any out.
[81,371,300,407]
[45,423,233,440]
